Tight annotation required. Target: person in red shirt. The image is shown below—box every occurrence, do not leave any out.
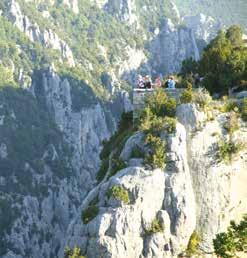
[154,77,162,88]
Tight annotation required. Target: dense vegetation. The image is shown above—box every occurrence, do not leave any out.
[0,14,60,85]
[64,246,86,258]
[181,25,247,94]
[213,215,247,258]
[0,85,72,182]
[4,0,142,96]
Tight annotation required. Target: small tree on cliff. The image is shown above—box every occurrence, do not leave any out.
[64,246,86,258]
[213,215,247,258]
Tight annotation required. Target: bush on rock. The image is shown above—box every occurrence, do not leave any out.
[107,185,129,204]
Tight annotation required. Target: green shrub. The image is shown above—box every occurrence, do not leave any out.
[81,205,99,224]
[221,97,238,113]
[186,231,200,256]
[240,98,247,121]
[163,117,177,134]
[223,112,239,135]
[145,89,176,117]
[0,65,16,88]
[100,111,134,161]
[107,185,129,204]
[145,218,164,235]
[193,88,212,109]
[147,116,166,135]
[138,110,176,135]
[138,107,155,132]
[213,215,247,258]
[163,98,177,117]
[64,246,86,258]
[145,89,167,116]
[181,58,199,77]
[144,134,166,169]
[180,84,193,104]
[139,112,163,135]
[217,139,243,163]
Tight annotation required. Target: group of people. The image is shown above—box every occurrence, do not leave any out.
[136,75,176,89]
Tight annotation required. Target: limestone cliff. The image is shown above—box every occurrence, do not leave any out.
[0,69,131,258]
[149,18,200,75]
[63,104,247,258]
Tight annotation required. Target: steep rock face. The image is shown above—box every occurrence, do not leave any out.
[0,69,130,258]
[118,46,147,82]
[64,104,247,257]
[150,19,200,75]
[183,13,220,43]
[177,104,247,253]
[5,0,75,66]
[64,122,197,258]
[32,69,112,180]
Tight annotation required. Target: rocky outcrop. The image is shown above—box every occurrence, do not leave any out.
[149,18,200,75]
[34,70,111,179]
[183,13,220,43]
[63,122,197,258]
[118,46,147,82]
[63,104,247,257]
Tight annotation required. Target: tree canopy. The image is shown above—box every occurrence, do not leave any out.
[181,25,247,94]
[213,215,247,258]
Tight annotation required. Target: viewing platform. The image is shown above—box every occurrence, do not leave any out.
[133,88,186,112]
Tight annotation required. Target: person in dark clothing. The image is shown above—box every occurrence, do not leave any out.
[144,75,152,89]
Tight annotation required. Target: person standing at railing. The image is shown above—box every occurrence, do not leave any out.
[154,77,162,88]
[136,74,145,88]
[144,75,152,89]
[167,76,176,89]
